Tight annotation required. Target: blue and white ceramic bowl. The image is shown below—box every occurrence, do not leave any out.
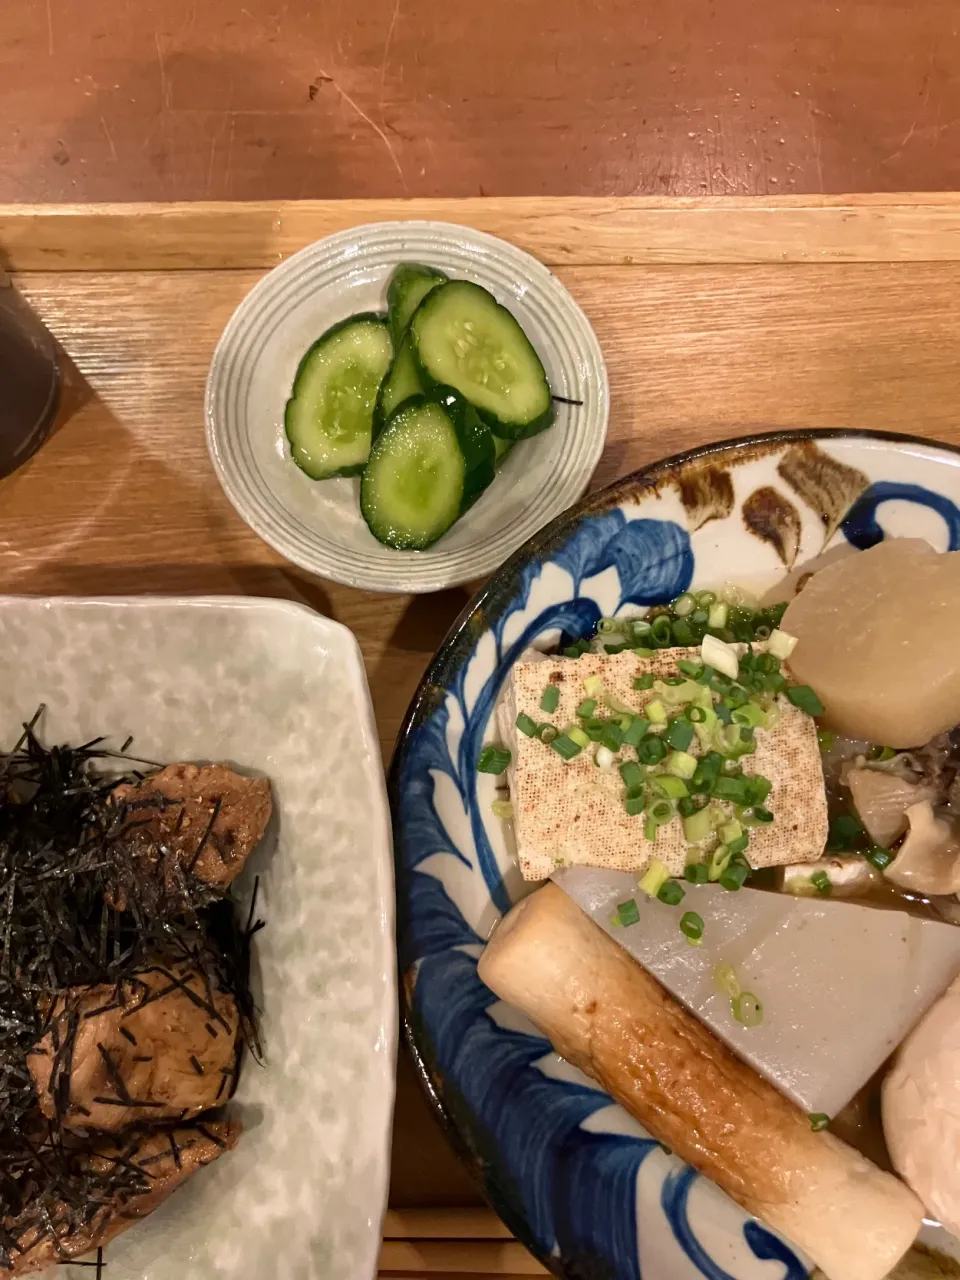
[390,429,960,1279]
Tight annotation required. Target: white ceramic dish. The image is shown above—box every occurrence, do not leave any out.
[0,595,396,1280]
[205,221,609,593]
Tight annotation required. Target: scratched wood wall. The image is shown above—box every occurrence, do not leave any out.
[2,0,960,202]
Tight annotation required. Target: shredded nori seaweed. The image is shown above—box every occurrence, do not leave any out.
[0,710,263,1272]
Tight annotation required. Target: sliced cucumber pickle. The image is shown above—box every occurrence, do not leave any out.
[373,330,424,436]
[411,280,554,439]
[387,263,448,345]
[360,389,495,550]
[285,314,392,479]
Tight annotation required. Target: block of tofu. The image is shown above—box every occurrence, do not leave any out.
[553,866,960,1116]
[498,647,828,882]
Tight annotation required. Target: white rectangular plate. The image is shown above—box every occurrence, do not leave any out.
[0,596,396,1280]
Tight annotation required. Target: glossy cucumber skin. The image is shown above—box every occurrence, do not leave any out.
[372,329,424,438]
[284,312,392,479]
[410,281,555,441]
[360,389,496,550]
[386,264,448,346]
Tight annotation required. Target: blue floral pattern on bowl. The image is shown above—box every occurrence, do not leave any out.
[390,430,960,1279]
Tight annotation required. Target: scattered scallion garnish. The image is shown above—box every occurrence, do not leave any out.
[808,1113,830,1132]
[684,863,708,884]
[657,879,685,906]
[732,991,763,1027]
[679,910,704,941]
[540,685,560,714]
[550,734,582,761]
[810,869,832,895]
[867,845,893,870]
[786,685,825,716]
[477,745,511,774]
[515,712,538,737]
[616,897,640,927]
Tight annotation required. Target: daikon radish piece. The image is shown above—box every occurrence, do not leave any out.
[553,866,960,1115]
[782,539,960,747]
[478,883,924,1280]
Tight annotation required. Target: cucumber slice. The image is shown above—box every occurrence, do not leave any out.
[411,280,554,440]
[285,314,392,479]
[493,434,515,467]
[387,263,448,345]
[373,330,424,435]
[361,390,495,550]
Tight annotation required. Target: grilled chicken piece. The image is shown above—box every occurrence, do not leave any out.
[3,1119,240,1276]
[110,763,272,903]
[29,965,239,1132]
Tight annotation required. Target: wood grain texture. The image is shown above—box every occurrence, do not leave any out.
[2,0,960,202]
[5,196,960,270]
[2,198,960,1225]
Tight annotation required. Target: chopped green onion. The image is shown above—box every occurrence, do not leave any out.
[563,638,591,658]
[708,844,734,882]
[644,816,658,841]
[720,862,750,892]
[683,807,714,843]
[652,774,689,800]
[811,869,832,895]
[680,911,704,940]
[720,819,743,844]
[714,962,741,999]
[601,723,625,753]
[867,845,893,870]
[711,775,750,804]
[733,991,763,1027]
[665,750,698,780]
[671,618,695,646]
[604,642,630,654]
[732,702,767,729]
[567,725,590,749]
[639,858,670,897]
[726,833,749,855]
[869,745,897,762]
[491,799,514,819]
[677,796,697,817]
[658,879,685,906]
[751,806,774,824]
[661,679,701,705]
[647,798,676,825]
[637,735,668,765]
[620,761,645,794]
[540,685,560,714]
[696,590,717,608]
[687,705,708,723]
[684,863,709,884]
[808,1113,830,1132]
[708,601,729,629]
[615,897,640,926]
[477,745,511,774]
[701,633,739,680]
[664,719,695,751]
[633,646,655,658]
[650,615,673,645]
[745,776,772,806]
[630,619,652,640]
[623,717,649,748]
[786,685,825,716]
[584,674,605,697]
[672,592,696,617]
[550,734,582,761]
[625,794,646,816]
[646,699,667,725]
[633,673,655,691]
[598,617,621,635]
[516,712,539,737]
[577,698,597,718]
[539,724,559,744]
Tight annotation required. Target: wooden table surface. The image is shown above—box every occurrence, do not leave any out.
[4,0,960,203]
[2,194,960,1272]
